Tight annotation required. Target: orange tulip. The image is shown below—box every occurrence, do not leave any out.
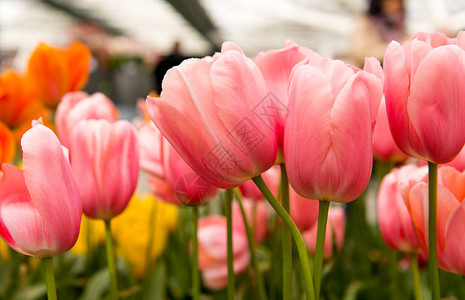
[0,122,15,164]
[0,70,49,142]
[27,42,91,107]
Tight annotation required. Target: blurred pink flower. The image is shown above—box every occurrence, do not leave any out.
[303,206,346,260]
[197,215,250,290]
[378,165,427,252]
[403,166,465,275]
[238,165,280,202]
[55,91,117,148]
[232,197,270,243]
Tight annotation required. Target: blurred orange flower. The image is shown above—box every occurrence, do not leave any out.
[0,121,15,164]
[27,42,91,107]
[0,70,50,143]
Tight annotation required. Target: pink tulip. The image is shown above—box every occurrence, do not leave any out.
[70,119,139,219]
[55,91,117,148]
[232,198,270,243]
[403,166,465,275]
[384,31,465,164]
[378,165,427,253]
[0,121,81,257]
[290,187,319,232]
[139,123,218,206]
[254,40,315,153]
[138,122,164,178]
[303,206,346,260]
[373,98,408,162]
[443,146,465,171]
[238,165,280,202]
[146,42,278,189]
[197,215,250,290]
[284,54,383,203]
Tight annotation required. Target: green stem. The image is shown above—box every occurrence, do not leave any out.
[225,189,235,300]
[389,250,399,300]
[145,199,158,275]
[233,189,268,300]
[253,175,315,300]
[192,207,200,300]
[104,219,119,300]
[280,164,292,300]
[428,162,440,300]
[412,253,422,300]
[313,200,330,300]
[41,257,57,300]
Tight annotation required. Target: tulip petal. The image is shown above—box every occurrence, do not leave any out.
[408,46,465,163]
[406,182,459,263]
[384,41,422,158]
[324,72,379,202]
[438,166,465,202]
[443,201,465,275]
[102,121,139,216]
[65,42,91,91]
[1,201,52,257]
[147,98,241,188]
[285,65,334,199]
[22,124,81,252]
[211,51,277,173]
[0,163,31,251]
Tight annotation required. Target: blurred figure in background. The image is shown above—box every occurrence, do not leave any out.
[350,0,408,67]
[154,41,185,93]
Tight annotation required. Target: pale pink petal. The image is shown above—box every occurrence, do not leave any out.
[285,65,334,199]
[363,57,384,83]
[323,72,380,202]
[408,46,465,163]
[102,120,139,218]
[210,51,277,175]
[22,124,81,253]
[443,201,465,275]
[0,201,52,257]
[147,98,241,188]
[384,41,420,158]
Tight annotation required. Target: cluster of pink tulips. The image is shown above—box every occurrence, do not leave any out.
[1,30,465,300]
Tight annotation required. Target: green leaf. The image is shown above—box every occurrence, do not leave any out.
[79,268,109,300]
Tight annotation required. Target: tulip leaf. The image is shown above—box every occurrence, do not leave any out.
[79,268,109,300]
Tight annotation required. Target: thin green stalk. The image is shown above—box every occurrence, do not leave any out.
[313,200,330,300]
[389,250,399,300]
[41,257,57,300]
[428,162,440,300]
[104,219,119,300]
[280,164,292,300]
[192,207,200,300]
[233,189,267,300]
[145,199,158,275]
[412,253,422,300]
[225,189,235,300]
[253,175,315,300]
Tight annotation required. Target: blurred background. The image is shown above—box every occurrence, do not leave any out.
[1,0,465,118]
